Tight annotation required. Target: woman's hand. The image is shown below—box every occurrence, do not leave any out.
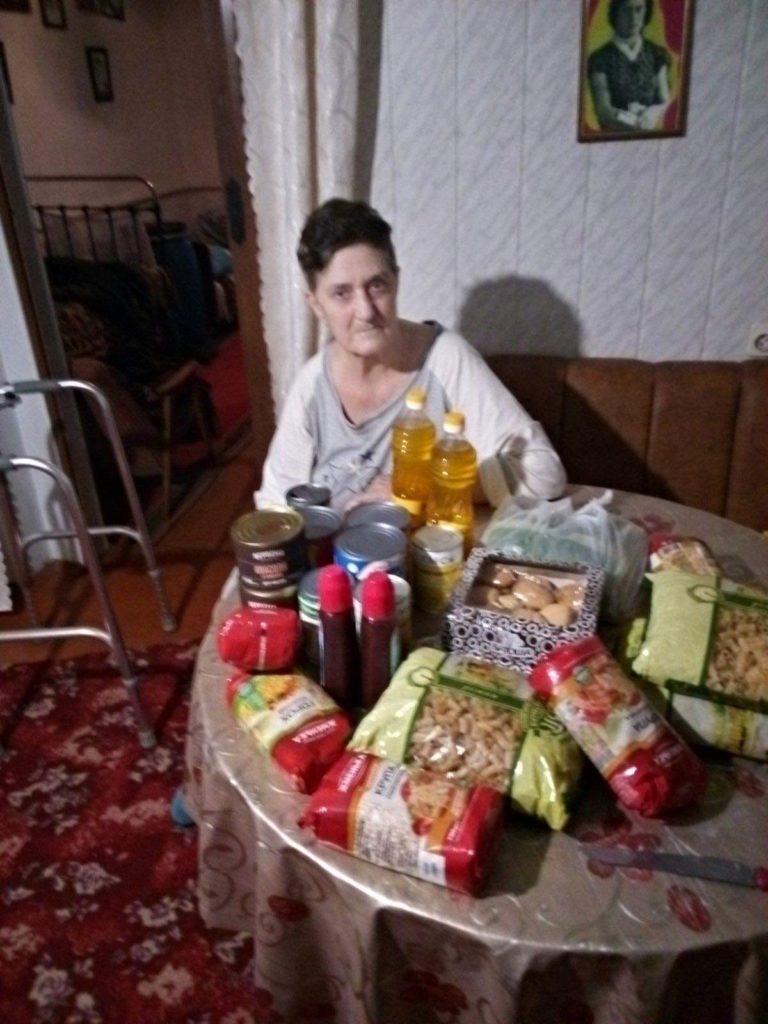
[343,473,393,512]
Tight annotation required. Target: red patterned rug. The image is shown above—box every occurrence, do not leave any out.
[0,641,255,1023]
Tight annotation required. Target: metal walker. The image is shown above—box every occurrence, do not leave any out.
[0,378,178,749]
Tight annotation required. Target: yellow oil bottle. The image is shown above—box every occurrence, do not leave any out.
[425,410,477,551]
[391,388,436,526]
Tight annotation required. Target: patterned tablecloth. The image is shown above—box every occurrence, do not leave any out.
[184,488,768,1024]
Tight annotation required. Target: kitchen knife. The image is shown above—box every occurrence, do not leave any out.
[580,843,768,890]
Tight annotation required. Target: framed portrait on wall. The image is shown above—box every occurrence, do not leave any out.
[578,0,695,142]
[0,41,12,103]
[86,45,113,102]
[40,0,67,29]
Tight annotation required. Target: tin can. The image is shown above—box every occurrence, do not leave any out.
[354,572,412,651]
[297,568,322,665]
[239,578,299,611]
[333,523,407,578]
[231,509,307,590]
[298,505,342,568]
[411,525,464,613]
[345,501,410,532]
[285,483,332,509]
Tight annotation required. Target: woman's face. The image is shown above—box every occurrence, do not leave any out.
[614,0,646,39]
[307,243,399,359]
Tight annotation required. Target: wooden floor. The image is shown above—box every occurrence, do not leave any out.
[1,435,259,665]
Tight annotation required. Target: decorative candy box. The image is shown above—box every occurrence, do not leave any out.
[440,548,606,673]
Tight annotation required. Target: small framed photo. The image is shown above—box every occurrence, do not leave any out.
[0,41,12,104]
[578,0,695,142]
[86,45,113,102]
[40,0,67,29]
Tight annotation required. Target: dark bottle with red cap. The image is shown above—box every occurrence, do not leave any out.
[360,571,401,710]
[317,565,359,710]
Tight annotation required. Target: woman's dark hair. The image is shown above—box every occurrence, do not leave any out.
[608,0,653,30]
[297,198,398,287]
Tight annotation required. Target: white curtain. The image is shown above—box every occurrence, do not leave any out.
[234,0,360,417]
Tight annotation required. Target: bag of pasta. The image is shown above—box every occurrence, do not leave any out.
[632,571,768,760]
[348,647,583,829]
[300,751,503,894]
[227,672,350,793]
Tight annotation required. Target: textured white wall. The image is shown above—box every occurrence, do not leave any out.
[367,0,768,361]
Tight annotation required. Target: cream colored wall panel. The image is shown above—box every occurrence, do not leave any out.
[578,144,659,358]
[455,1,526,353]
[368,0,766,363]
[637,3,748,361]
[703,2,768,359]
[515,1,590,355]
[381,2,457,324]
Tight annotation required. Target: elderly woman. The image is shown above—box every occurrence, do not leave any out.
[588,0,671,132]
[256,198,566,512]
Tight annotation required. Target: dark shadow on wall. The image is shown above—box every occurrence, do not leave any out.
[459,276,583,358]
[353,1,384,200]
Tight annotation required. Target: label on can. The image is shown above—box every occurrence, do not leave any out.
[334,524,407,578]
[411,526,464,614]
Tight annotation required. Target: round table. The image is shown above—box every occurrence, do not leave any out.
[184,488,768,1024]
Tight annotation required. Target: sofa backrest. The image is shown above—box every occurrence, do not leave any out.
[487,355,768,533]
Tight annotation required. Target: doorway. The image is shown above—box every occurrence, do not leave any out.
[0,0,273,534]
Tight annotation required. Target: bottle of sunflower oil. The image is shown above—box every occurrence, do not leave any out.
[425,410,477,553]
[391,388,436,527]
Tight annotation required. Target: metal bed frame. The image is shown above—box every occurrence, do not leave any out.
[26,173,169,266]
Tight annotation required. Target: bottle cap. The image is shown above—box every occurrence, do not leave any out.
[318,564,353,614]
[360,570,395,619]
[443,410,465,433]
[405,388,427,410]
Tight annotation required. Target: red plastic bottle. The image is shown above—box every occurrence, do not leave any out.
[360,571,401,710]
[317,565,359,710]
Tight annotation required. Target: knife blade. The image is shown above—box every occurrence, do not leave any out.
[580,843,768,890]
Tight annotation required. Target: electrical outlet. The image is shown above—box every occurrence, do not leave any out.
[746,323,768,358]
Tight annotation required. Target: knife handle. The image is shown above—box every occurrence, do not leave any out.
[755,868,768,891]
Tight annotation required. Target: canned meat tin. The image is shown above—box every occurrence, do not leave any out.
[345,501,410,532]
[285,483,331,509]
[231,508,306,590]
[298,505,342,568]
[334,523,407,578]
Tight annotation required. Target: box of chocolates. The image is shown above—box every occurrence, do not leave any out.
[441,548,605,672]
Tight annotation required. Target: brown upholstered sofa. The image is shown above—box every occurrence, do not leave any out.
[487,355,768,533]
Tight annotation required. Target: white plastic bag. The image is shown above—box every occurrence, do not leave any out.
[481,491,647,623]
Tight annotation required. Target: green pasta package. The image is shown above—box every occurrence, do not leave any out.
[632,571,768,760]
[348,647,583,830]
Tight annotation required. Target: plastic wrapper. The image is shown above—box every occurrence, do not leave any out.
[632,571,768,760]
[348,647,583,830]
[299,751,503,894]
[530,635,707,817]
[227,672,350,793]
[481,491,646,623]
[648,533,720,576]
[217,607,300,672]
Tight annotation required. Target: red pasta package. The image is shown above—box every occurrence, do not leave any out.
[227,672,350,794]
[299,751,503,894]
[529,636,707,817]
[217,607,301,672]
